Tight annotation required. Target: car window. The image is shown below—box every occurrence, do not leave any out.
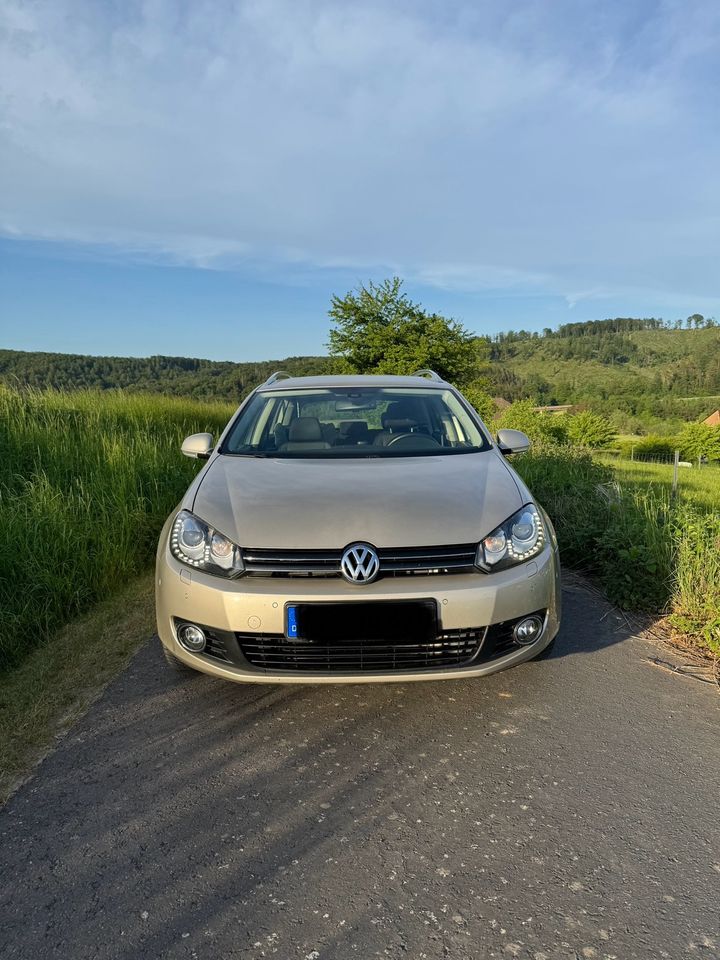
[222,387,490,458]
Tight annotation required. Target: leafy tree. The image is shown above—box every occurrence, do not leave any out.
[327,278,486,384]
[566,411,616,448]
[496,400,568,445]
[461,381,496,423]
[677,423,720,462]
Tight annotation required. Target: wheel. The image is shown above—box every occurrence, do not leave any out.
[160,640,198,676]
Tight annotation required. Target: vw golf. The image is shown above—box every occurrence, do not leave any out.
[155,371,561,683]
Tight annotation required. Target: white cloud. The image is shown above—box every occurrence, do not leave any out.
[0,0,718,305]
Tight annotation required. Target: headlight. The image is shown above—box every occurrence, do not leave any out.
[475,504,546,572]
[170,510,245,578]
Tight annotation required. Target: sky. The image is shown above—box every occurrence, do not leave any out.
[1,0,719,361]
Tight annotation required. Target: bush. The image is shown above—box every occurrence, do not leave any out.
[617,435,677,461]
[566,410,616,448]
[496,400,569,445]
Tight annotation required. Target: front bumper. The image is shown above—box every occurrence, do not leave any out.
[155,535,561,684]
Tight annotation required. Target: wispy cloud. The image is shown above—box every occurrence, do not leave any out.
[0,0,718,307]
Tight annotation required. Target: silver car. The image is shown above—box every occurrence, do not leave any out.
[155,371,561,683]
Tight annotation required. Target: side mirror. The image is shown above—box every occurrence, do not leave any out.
[496,429,531,456]
[181,432,214,460]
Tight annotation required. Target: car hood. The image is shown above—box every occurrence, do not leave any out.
[190,451,525,550]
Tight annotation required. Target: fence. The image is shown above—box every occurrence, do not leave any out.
[593,448,720,500]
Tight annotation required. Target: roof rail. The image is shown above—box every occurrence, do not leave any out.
[412,369,444,382]
[263,370,293,385]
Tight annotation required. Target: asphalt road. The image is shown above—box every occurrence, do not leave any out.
[1,580,718,960]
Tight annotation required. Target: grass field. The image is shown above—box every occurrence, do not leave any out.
[0,386,234,674]
[595,453,720,513]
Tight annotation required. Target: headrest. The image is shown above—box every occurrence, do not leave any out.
[288,417,323,442]
[382,399,425,431]
[383,399,422,421]
[344,421,370,439]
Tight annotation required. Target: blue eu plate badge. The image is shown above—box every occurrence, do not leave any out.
[285,605,299,639]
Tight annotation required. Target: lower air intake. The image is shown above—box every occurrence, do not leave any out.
[237,628,485,673]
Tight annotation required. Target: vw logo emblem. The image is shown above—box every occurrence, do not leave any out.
[340,543,380,584]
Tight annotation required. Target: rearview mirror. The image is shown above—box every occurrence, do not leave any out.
[335,399,378,412]
[496,429,531,455]
[181,432,214,460]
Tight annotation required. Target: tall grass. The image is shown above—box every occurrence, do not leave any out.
[514,448,720,654]
[666,509,720,650]
[0,387,234,672]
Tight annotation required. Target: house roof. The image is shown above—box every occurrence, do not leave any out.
[702,409,720,426]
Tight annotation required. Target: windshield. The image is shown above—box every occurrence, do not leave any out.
[221,387,490,458]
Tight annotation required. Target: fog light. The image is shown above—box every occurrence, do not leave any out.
[513,615,543,646]
[177,623,206,653]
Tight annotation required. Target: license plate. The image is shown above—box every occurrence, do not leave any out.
[284,601,437,642]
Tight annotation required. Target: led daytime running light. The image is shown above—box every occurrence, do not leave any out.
[476,504,545,572]
[170,511,244,578]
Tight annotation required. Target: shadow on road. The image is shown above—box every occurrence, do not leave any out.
[1,581,718,960]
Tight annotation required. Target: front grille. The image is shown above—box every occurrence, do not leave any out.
[203,629,233,663]
[242,544,477,579]
[237,628,486,673]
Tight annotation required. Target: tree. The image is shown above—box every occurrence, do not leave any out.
[461,381,496,423]
[496,400,568,445]
[327,278,486,384]
[566,410,616,448]
[677,423,720,462]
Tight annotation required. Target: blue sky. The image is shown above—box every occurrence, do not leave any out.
[1,0,718,361]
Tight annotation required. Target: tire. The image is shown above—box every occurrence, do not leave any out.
[161,641,198,676]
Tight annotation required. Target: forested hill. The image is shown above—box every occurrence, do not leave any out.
[0,350,331,400]
[489,321,720,430]
[2,317,720,431]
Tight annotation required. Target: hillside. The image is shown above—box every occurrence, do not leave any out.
[493,327,720,395]
[490,325,720,431]
[2,322,719,433]
[0,350,331,401]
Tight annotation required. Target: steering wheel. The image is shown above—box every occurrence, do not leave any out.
[387,433,441,449]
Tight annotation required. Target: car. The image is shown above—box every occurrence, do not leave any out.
[155,370,561,683]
